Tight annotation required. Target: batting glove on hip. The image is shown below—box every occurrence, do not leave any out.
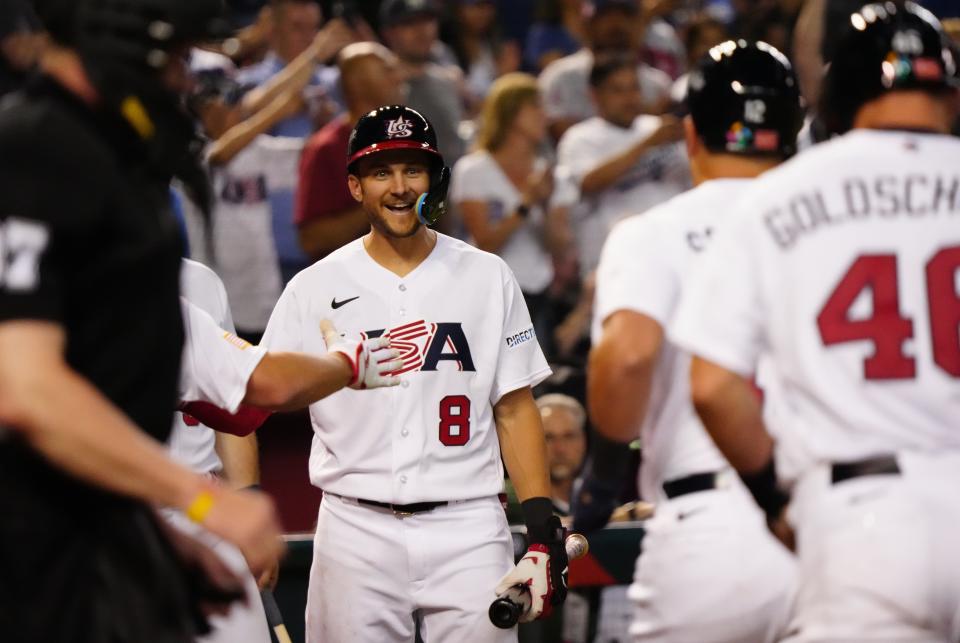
[321,320,403,389]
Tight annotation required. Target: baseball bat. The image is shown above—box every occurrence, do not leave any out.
[488,533,589,629]
[260,589,293,643]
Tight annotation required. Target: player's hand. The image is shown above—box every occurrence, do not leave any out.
[320,319,403,390]
[769,509,796,552]
[494,542,567,622]
[571,473,620,533]
[258,559,280,590]
[157,516,247,617]
[201,487,286,579]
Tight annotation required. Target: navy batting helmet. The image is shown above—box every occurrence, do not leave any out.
[820,1,959,136]
[347,105,451,227]
[687,40,804,157]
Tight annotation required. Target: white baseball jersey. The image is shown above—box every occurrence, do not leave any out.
[169,260,266,473]
[260,234,552,503]
[556,115,689,275]
[671,129,960,469]
[592,179,748,500]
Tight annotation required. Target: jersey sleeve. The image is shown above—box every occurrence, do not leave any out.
[260,278,306,352]
[490,263,552,405]
[179,299,267,413]
[0,119,105,324]
[669,211,766,377]
[592,216,679,342]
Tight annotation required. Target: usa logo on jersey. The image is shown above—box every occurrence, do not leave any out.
[363,320,475,374]
[385,117,414,139]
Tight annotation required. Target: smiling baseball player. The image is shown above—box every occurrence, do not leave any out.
[260,105,567,642]
[671,4,960,640]
[578,41,803,642]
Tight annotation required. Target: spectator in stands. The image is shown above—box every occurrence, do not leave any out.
[236,0,342,138]
[296,42,401,260]
[670,13,729,103]
[450,73,563,355]
[380,0,467,165]
[555,55,688,277]
[537,394,588,515]
[524,0,586,73]
[446,0,521,112]
[539,0,673,141]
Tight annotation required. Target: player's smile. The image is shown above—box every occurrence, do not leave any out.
[383,199,416,216]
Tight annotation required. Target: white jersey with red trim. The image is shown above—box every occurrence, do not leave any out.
[592,179,749,500]
[671,130,960,470]
[260,233,551,503]
[169,260,266,474]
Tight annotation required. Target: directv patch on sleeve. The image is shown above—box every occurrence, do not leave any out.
[505,327,536,349]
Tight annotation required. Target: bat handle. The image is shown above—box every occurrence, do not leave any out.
[489,585,532,629]
[488,533,590,628]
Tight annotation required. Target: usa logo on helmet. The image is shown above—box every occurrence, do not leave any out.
[385,117,414,139]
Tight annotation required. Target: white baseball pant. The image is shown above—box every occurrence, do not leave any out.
[305,493,516,643]
[629,477,797,643]
[783,450,960,643]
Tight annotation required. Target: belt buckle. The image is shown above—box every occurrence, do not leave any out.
[392,505,414,517]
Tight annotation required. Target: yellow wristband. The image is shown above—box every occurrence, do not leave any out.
[185,490,216,524]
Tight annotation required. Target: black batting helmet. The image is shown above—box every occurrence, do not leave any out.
[820,1,959,136]
[347,105,451,227]
[687,40,804,157]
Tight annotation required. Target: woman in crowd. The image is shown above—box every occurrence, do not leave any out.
[450,72,566,356]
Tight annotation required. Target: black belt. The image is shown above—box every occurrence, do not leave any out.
[356,498,448,515]
[831,455,900,484]
[662,472,719,499]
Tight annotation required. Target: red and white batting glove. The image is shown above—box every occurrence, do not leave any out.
[321,319,403,390]
[494,544,556,622]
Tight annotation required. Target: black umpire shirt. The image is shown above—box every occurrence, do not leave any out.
[0,77,191,642]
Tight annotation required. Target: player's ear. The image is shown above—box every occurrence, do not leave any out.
[347,175,363,203]
[683,115,699,160]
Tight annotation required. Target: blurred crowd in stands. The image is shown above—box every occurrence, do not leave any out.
[2,0,959,519]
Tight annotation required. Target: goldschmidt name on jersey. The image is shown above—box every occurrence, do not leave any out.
[764,172,959,250]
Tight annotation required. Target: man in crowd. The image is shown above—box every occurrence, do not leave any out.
[296,42,401,260]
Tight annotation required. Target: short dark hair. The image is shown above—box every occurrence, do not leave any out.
[589,53,635,88]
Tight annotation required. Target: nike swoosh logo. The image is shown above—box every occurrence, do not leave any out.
[677,507,706,521]
[331,296,360,309]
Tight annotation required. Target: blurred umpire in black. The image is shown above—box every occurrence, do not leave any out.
[0,1,284,641]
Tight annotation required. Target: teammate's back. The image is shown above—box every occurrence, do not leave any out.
[689,129,960,462]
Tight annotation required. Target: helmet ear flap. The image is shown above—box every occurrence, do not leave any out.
[415,165,450,227]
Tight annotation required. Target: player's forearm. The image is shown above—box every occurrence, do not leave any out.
[689,356,773,473]
[579,140,650,194]
[297,206,370,258]
[5,365,208,511]
[244,351,352,411]
[587,340,655,443]
[215,432,261,488]
[495,387,551,501]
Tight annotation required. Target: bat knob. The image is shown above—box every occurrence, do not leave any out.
[489,584,531,629]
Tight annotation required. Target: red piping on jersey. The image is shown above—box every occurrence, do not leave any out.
[347,141,442,167]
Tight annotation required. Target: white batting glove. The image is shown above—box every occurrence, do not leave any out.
[320,320,403,390]
[494,544,554,622]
